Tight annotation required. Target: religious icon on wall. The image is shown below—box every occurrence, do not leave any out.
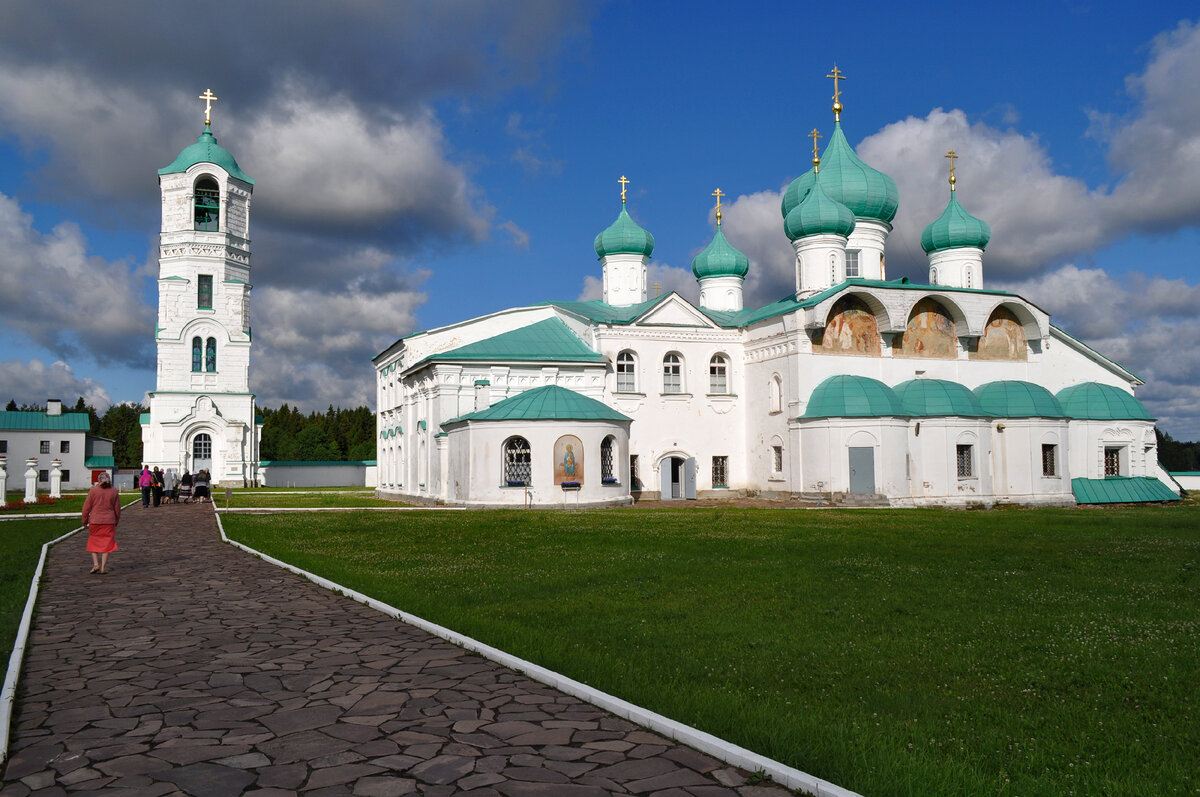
[554,435,584,485]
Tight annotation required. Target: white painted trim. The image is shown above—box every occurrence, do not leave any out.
[214,510,861,796]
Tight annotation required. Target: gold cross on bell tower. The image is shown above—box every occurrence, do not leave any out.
[712,187,724,225]
[945,149,958,191]
[809,128,822,171]
[826,64,846,122]
[618,175,630,204]
[199,89,219,126]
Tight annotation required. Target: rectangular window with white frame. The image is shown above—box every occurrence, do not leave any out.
[40,440,50,454]
[845,249,860,278]
[60,441,70,454]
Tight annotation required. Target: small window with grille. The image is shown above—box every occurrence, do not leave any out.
[1042,444,1057,477]
[601,436,617,483]
[630,454,641,490]
[712,455,728,487]
[772,445,783,474]
[40,440,50,454]
[504,436,532,486]
[956,444,974,478]
[1104,447,1121,476]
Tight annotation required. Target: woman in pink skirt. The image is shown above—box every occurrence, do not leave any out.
[81,471,121,574]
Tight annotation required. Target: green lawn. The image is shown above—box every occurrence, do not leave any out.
[1,519,81,671]
[218,492,402,509]
[221,504,1200,796]
[1,493,90,515]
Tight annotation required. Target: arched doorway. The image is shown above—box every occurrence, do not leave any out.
[658,455,696,500]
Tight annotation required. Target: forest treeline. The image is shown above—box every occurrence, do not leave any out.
[5,398,376,468]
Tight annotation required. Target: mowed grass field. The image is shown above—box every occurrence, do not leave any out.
[0,519,81,668]
[220,503,1200,796]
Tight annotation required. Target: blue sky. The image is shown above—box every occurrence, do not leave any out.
[2,1,1200,437]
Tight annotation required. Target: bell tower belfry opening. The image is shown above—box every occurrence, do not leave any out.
[143,90,260,485]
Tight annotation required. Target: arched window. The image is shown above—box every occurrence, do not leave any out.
[192,337,203,372]
[601,435,616,483]
[616,350,637,392]
[503,436,531,486]
[194,177,220,231]
[709,354,729,394]
[193,433,212,460]
[205,337,217,372]
[930,267,938,285]
[769,373,783,414]
[662,353,683,394]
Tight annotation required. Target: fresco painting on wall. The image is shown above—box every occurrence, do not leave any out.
[895,298,957,359]
[815,296,881,357]
[972,307,1028,361]
[554,434,584,485]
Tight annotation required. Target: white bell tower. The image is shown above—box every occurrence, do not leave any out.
[143,90,259,485]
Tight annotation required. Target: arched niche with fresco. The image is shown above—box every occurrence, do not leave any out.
[894,298,957,359]
[970,306,1028,361]
[813,295,881,357]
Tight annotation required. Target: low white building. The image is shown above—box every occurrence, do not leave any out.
[373,89,1179,509]
[0,399,115,493]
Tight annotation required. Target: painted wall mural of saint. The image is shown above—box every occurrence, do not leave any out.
[816,296,881,357]
[895,299,957,359]
[972,307,1027,361]
[554,435,584,485]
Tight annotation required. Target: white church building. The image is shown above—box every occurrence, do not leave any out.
[373,82,1179,508]
[141,92,260,484]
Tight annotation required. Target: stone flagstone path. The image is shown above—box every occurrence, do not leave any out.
[1,500,794,796]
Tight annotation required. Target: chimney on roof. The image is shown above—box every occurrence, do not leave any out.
[47,399,62,416]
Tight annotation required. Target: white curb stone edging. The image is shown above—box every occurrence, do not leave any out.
[214,509,861,797]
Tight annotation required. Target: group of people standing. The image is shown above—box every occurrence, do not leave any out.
[136,466,212,506]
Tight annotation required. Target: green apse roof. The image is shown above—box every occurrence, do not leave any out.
[594,204,655,259]
[974,381,1066,418]
[783,122,898,223]
[1057,382,1153,420]
[416,317,604,368]
[784,174,856,241]
[1072,477,1180,504]
[446,385,631,424]
[159,124,254,184]
[802,375,905,418]
[921,192,991,253]
[691,226,749,279]
[0,411,91,431]
[894,379,987,417]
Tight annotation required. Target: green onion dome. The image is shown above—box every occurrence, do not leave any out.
[784,175,856,241]
[1056,382,1153,420]
[691,227,749,279]
[921,192,991,253]
[802,375,905,418]
[974,381,1065,418]
[594,205,655,259]
[783,123,898,223]
[894,379,988,417]
[159,124,254,184]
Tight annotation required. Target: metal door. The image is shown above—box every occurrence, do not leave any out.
[848,446,875,494]
[660,458,674,500]
[683,457,697,499]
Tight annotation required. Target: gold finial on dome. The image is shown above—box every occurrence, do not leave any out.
[809,128,822,173]
[618,175,630,204]
[712,187,724,225]
[198,88,219,126]
[826,64,846,122]
[945,149,958,191]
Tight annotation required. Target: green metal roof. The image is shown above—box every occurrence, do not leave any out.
[780,168,816,223]
[594,204,655,259]
[445,384,631,425]
[544,294,670,324]
[691,226,749,279]
[802,375,905,419]
[1057,382,1153,420]
[140,413,150,425]
[784,174,856,241]
[159,125,254,183]
[84,456,116,468]
[416,317,604,368]
[1071,477,1180,504]
[921,191,991,253]
[974,381,1066,418]
[894,379,987,417]
[0,411,91,431]
[794,122,899,223]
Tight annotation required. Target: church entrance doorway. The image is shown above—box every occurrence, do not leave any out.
[192,433,213,474]
[848,447,875,494]
[658,456,696,500]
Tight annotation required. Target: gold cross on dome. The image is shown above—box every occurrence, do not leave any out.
[199,89,219,125]
[945,149,958,190]
[827,64,846,121]
[809,128,822,170]
[653,281,661,297]
[712,187,724,225]
[618,175,630,203]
